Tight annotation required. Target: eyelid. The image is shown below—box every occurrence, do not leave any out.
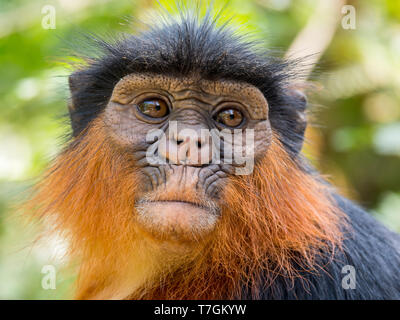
[132,92,172,107]
[212,101,247,114]
[212,102,248,129]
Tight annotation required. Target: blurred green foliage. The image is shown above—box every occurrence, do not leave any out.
[0,0,399,299]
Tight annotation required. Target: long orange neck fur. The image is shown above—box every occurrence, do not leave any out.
[28,120,346,299]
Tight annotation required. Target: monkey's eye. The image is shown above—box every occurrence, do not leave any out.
[214,108,244,128]
[137,98,169,118]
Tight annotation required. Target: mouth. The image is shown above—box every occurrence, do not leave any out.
[138,199,211,210]
[134,198,220,241]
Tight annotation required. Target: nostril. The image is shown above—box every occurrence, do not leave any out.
[197,141,202,149]
[176,139,184,145]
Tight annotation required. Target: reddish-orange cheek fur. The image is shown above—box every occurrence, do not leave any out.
[27,119,347,300]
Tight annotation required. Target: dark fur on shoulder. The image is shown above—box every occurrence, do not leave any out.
[254,195,400,299]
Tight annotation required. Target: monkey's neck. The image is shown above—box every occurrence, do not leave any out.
[77,236,203,300]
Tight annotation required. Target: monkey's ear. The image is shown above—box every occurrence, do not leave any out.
[287,89,308,154]
[68,69,114,137]
[68,71,89,137]
[68,72,80,136]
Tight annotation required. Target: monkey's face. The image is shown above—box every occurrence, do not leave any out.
[104,73,271,241]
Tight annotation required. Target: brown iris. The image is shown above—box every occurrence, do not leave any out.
[137,98,169,118]
[214,108,244,128]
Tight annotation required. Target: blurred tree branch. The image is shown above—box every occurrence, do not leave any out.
[285,0,346,81]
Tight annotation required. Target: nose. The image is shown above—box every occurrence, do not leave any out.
[158,124,212,165]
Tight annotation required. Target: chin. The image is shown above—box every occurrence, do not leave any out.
[134,200,220,242]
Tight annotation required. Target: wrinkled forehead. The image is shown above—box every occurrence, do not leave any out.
[112,73,268,119]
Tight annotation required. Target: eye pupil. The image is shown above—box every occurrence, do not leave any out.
[214,108,244,128]
[137,98,169,119]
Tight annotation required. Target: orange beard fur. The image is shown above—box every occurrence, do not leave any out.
[27,119,346,300]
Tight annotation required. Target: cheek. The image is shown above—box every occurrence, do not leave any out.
[252,120,272,161]
[104,103,155,147]
[221,120,271,173]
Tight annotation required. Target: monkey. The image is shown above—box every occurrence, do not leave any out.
[28,9,400,300]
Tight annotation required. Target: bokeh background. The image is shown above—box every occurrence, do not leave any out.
[0,0,399,299]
